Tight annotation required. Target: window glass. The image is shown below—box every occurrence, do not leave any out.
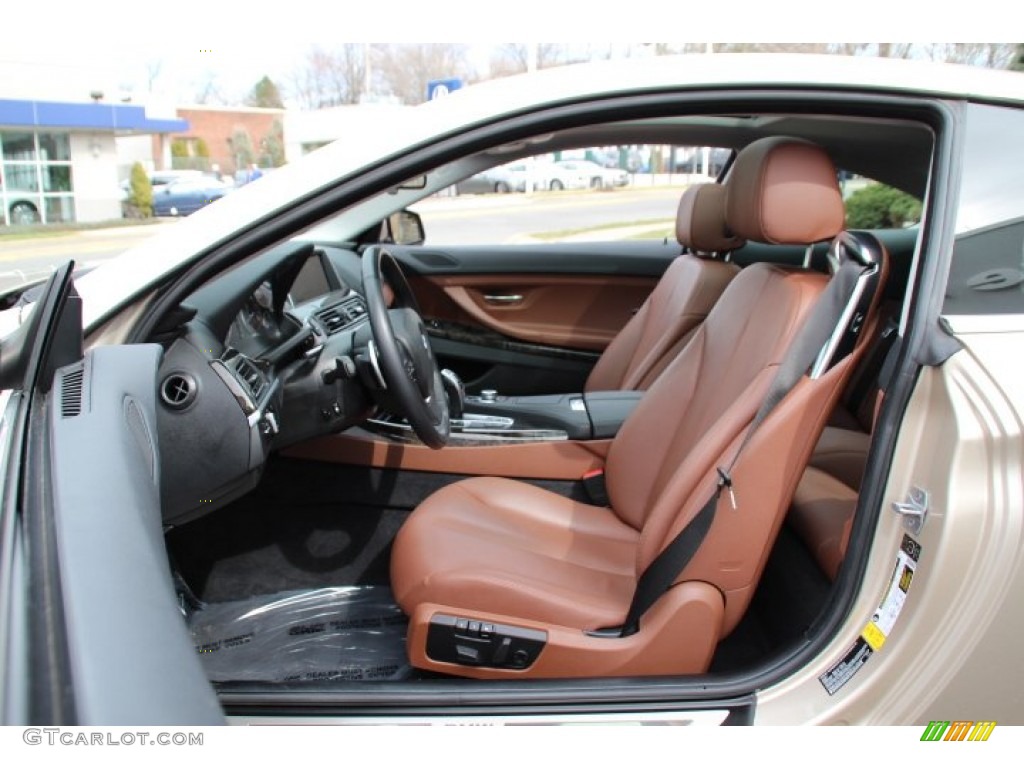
[425,147,721,246]
[37,133,70,162]
[2,163,39,192]
[44,196,75,223]
[41,165,72,193]
[1,132,36,161]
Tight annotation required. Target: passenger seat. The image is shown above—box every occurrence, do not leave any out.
[585,183,743,391]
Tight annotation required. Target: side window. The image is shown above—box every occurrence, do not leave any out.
[943,103,1024,316]
[415,148,725,246]
[842,174,923,229]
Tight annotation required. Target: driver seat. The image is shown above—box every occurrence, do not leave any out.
[391,137,888,678]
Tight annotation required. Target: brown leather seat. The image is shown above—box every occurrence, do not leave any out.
[391,137,886,678]
[584,183,741,392]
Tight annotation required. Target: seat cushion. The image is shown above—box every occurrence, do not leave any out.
[390,477,639,630]
[788,466,858,581]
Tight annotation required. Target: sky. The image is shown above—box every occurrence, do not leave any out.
[0,1,1015,107]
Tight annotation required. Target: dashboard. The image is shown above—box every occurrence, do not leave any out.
[154,242,380,526]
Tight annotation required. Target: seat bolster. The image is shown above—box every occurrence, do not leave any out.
[585,255,737,392]
[809,426,872,491]
[789,466,858,581]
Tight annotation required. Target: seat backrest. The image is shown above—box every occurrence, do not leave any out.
[605,137,884,632]
[584,184,742,392]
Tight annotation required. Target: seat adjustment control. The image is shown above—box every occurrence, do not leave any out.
[425,614,547,670]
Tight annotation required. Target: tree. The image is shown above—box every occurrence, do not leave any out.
[290,44,366,108]
[488,44,570,77]
[194,71,229,106]
[376,44,470,104]
[845,184,922,229]
[1007,44,1024,71]
[247,76,284,109]
[229,127,255,170]
[126,162,152,218]
[259,119,286,168]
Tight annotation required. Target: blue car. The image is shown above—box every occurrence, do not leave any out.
[152,177,231,216]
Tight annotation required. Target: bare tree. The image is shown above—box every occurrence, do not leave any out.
[145,59,163,93]
[922,43,1016,68]
[193,71,229,105]
[376,44,470,104]
[289,44,366,109]
[488,44,571,78]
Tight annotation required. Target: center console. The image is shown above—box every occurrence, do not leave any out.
[365,370,643,444]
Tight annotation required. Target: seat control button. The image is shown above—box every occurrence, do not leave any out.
[492,637,512,665]
[480,623,494,638]
[468,620,481,635]
[455,618,469,633]
[455,644,480,663]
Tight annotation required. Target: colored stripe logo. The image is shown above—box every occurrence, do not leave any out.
[920,721,996,741]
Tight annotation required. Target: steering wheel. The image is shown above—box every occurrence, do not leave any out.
[361,246,449,449]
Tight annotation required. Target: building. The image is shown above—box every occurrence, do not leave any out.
[0,98,186,225]
[167,105,285,180]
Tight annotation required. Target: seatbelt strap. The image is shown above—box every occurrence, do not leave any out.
[618,259,870,637]
[845,317,899,418]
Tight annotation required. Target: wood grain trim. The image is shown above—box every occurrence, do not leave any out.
[282,429,612,480]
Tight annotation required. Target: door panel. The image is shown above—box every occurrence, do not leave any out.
[416,274,658,351]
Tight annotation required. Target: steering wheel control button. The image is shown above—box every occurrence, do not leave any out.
[160,373,198,411]
[426,614,547,670]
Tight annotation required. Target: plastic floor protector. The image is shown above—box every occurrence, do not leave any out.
[188,585,412,682]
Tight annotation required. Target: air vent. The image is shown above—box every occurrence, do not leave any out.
[233,357,266,400]
[316,306,346,334]
[60,366,85,418]
[160,373,197,410]
[314,298,367,335]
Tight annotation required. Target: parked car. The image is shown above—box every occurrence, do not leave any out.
[454,164,522,194]
[554,159,630,188]
[3,196,41,225]
[152,177,232,217]
[674,147,733,176]
[119,169,205,201]
[1,53,1023,729]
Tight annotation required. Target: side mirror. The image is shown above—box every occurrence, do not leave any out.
[388,210,426,246]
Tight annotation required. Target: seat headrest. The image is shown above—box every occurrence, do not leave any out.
[676,183,745,255]
[726,137,844,245]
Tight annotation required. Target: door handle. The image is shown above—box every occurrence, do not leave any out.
[483,294,524,305]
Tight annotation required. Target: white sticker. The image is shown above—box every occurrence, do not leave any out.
[862,534,921,651]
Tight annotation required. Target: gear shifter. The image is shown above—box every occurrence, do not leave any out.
[440,369,465,420]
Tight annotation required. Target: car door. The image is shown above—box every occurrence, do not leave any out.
[0,263,222,725]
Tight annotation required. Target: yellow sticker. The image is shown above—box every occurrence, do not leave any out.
[861,622,887,651]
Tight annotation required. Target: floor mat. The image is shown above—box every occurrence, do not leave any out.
[188,585,412,682]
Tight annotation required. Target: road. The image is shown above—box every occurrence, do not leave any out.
[0,186,683,294]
